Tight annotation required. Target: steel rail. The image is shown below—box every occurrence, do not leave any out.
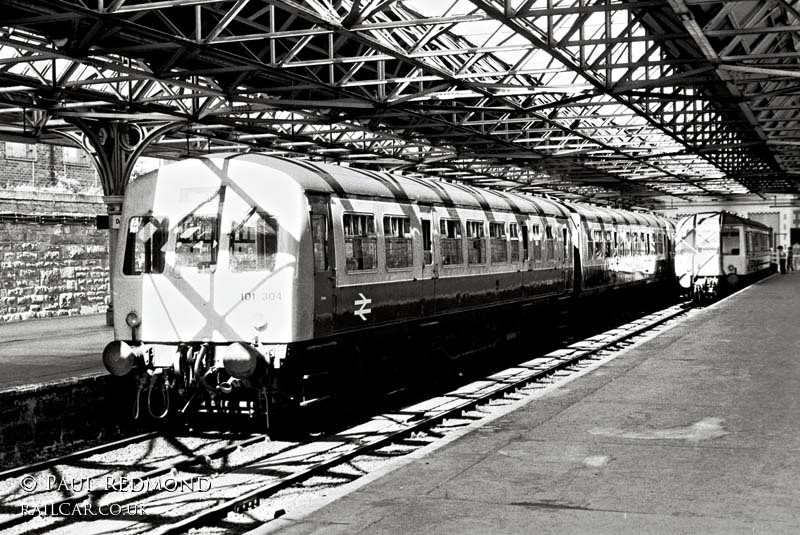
[0,433,270,531]
[0,431,160,480]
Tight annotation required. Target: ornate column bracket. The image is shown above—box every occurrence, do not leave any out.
[55,119,186,197]
[51,119,185,326]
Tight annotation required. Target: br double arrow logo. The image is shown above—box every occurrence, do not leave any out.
[353,293,372,321]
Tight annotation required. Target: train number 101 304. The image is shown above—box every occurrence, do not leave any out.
[240,291,282,302]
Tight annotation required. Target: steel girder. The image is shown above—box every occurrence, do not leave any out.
[0,0,797,206]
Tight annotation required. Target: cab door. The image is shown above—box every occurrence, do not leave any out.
[419,205,437,315]
[308,194,335,337]
[561,223,570,291]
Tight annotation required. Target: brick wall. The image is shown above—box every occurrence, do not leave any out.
[0,191,109,323]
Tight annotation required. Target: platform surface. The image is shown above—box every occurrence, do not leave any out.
[0,314,111,392]
[268,273,800,534]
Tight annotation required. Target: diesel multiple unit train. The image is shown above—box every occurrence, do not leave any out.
[101,155,768,425]
[675,211,772,302]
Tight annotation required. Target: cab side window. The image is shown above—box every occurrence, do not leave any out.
[123,216,168,275]
[311,214,329,271]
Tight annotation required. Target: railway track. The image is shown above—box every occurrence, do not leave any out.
[1,301,691,535]
[162,301,692,534]
[0,431,161,481]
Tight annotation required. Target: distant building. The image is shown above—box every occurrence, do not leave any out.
[658,194,800,250]
[1,141,101,193]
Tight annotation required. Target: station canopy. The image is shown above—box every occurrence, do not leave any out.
[0,0,799,207]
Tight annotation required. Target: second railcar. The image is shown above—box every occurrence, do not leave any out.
[675,211,771,301]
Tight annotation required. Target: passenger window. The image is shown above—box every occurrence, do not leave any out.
[311,214,328,271]
[123,216,168,275]
[592,229,603,259]
[440,219,463,265]
[490,222,507,263]
[384,215,413,269]
[229,209,278,272]
[605,231,612,258]
[343,213,377,272]
[175,216,218,271]
[509,223,520,262]
[545,225,555,261]
[467,220,486,264]
[722,229,740,255]
[421,219,433,265]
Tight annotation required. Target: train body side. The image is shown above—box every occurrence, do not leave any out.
[315,195,573,337]
[565,204,675,297]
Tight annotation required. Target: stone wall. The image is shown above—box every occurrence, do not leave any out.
[0,375,142,467]
[0,191,109,323]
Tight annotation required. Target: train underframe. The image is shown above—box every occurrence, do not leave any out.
[105,278,677,432]
[689,268,771,304]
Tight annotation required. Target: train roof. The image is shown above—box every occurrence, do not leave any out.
[681,211,771,232]
[229,153,572,218]
[562,201,670,227]
[722,212,771,231]
[154,154,668,226]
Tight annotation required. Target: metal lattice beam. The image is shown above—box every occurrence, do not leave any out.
[0,0,797,206]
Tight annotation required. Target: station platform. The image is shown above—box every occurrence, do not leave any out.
[267,272,800,534]
[0,313,111,392]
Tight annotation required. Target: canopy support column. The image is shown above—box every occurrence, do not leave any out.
[54,120,185,326]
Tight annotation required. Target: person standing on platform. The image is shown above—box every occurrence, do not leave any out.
[793,242,800,270]
[778,245,787,274]
[789,246,795,272]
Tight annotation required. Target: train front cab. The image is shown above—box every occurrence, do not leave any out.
[675,211,770,303]
[102,157,313,423]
